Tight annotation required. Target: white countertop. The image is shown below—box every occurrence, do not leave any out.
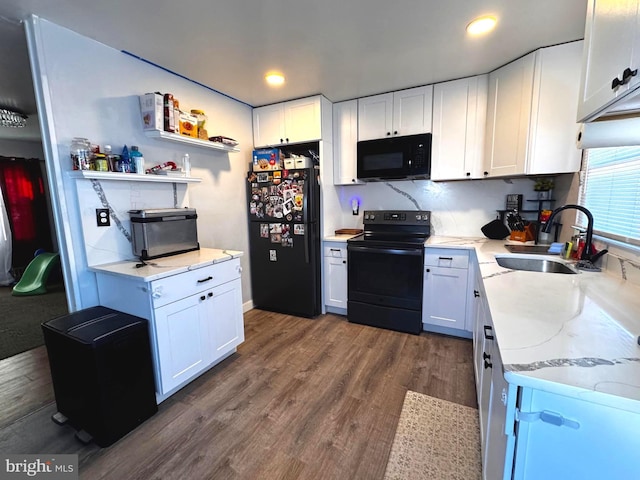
[89,248,243,282]
[323,234,361,242]
[426,236,640,413]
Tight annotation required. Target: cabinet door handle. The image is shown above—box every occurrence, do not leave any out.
[612,76,624,89]
[386,132,391,136]
[483,171,488,176]
[342,260,346,264]
[622,67,638,84]
[484,359,493,369]
[425,268,430,273]
[474,290,480,297]
[393,130,398,135]
[466,172,471,176]
[200,295,206,301]
[483,325,494,340]
[439,256,453,260]
[197,276,213,283]
[208,292,213,297]
[330,248,341,251]
[483,352,491,360]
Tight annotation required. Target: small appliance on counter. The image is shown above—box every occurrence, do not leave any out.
[129,208,199,260]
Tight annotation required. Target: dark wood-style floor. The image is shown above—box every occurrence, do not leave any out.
[0,310,477,479]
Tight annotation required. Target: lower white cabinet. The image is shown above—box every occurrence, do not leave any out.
[422,248,472,336]
[95,257,244,403]
[472,252,640,480]
[323,242,348,313]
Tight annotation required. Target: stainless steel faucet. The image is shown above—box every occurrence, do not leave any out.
[543,204,608,269]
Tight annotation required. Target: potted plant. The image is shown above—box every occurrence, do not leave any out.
[533,178,554,200]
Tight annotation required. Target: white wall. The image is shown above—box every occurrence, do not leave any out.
[26,17,253,311]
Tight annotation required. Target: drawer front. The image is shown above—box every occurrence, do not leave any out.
[324,243,347,258]
[424,248,469,269]
[151,258,241,308]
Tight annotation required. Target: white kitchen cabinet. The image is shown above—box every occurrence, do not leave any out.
[94,257,244,403]
[358,86,433,141]
[422,248,471,336]
[577,0,640,122]
[512,387,640,480]
[332,100,363,185]
[253,96,326,147]
[154,292,210,394]
[431,75,488,181]
[323,242,348,313]
[484,41,583,177]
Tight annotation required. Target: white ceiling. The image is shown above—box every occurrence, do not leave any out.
[0,0,587,140]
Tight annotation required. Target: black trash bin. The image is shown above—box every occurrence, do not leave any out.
[42,306,158,447]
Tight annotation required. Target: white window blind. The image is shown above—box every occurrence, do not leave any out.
[579,146,640,247]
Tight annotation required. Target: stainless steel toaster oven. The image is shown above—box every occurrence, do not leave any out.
[129,208,199,259]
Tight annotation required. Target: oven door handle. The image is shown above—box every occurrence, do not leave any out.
[348,245,423,256]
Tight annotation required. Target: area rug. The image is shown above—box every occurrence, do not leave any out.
[384,390,482,480]
[0,284,68,360]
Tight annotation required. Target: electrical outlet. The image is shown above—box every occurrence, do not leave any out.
[96,208,110,227]
[351,198,359,215]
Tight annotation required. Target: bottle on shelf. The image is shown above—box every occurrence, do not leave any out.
[120,145,131,173]
[182,153,191,176]
[130,146,145,174]
[174,98,181,135]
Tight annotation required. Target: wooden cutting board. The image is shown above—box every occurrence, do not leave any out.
[335,228,363,235]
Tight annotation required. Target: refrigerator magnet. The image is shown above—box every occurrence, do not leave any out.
[257,172,269,182]
[270,233,281,243]
[270,223,283,234]
[260,224,269,238]
[269,249,277,261]
[281,237,293,248]
[294,224,305,235]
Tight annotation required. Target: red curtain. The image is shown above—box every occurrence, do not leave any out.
[0,157,52,269]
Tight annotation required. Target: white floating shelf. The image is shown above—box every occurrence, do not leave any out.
[68,171,201,183]
[144,130,240,153]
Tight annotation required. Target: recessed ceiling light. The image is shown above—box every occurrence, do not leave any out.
[265,72,285,87]
[466,15,497,35]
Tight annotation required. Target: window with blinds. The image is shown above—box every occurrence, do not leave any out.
[579,146,640,247]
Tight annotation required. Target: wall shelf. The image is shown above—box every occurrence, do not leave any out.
[68,171,201,184]
[144,130,240,153]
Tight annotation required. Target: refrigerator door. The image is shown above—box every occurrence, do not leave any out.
[247,168,318,224]
[248,220,320,318]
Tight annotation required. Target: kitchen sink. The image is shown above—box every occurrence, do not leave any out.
[495,255,577,274]
[504,244,553,254]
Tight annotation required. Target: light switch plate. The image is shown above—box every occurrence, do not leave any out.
[96,208,110,227]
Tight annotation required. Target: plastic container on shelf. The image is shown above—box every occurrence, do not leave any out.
[70,137,91,171]
[130,146,145,175]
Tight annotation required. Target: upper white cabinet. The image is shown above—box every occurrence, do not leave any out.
[332,99,363,185]
[253,95,328,147]
[485,41,583,178]
[431,75,488,181]
[358,85,433,141]
[577,0,640,122]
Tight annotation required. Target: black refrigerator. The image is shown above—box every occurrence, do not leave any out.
[247,152,321,318]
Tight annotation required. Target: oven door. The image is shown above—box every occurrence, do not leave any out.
[347,244,424,311]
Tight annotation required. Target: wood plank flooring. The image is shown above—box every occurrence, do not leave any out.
[1,310,477,480]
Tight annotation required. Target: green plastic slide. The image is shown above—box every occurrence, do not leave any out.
[12,252,60,296]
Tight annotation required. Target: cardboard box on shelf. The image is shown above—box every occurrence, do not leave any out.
[179,112,198,138]
[252,148,282,172]
[139,93,163,131]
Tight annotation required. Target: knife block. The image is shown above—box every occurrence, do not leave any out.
[509,224,536,242]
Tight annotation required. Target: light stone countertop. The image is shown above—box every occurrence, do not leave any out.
[89,248,243,282]
[323,234,361,242]
[426,236,640,413]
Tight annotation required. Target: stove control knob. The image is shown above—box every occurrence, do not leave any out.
[415,214,421,221]
[369,214,376,221]
[364,214,369,220]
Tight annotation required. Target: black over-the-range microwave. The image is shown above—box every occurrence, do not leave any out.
[356,132,432,182]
